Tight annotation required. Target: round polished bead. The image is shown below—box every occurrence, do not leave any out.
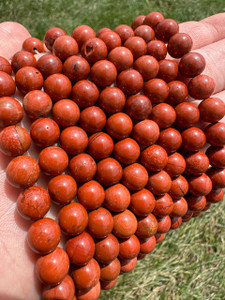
[23,90,52,119]
[147,170,172,196]
[0,125,30,156]
[182,127,206,152]
[144,11,165,29]
[104,183,131,212]
[30,118,60,147]
[207,167,225,189]
[150,103,176,129]
[69,153,96,182]
[17,186,50,220]
[72,25,96,48]
[98,30,121,51]
[134,25,155,43]
[42,275,75,300]
[44,27,66,51]
[155,18,179,43]
[106,112,133,140]
[52,35,79,61]
[15,66,43,94]
[155,233,165,244]
[39,146,69,176]
[186,194,207,211]
[168,175,189,200]
[206,188,224,203]
[44,73,72,102]
[175,102,200,128]
[11,50,36,73]
[206,146,225,168]
[140,144,168,172]
[131,15,146,30]
[170,197,188,217]
[79,106,106,133]
[96,157,123,186]
[157,215,171,233]
[6,155,40,188]
[125,94,152,120]
[66,232,95,265]
[36,247,69,285]
[0,96,23,126]
[113,209,137,238]
[76,281,100,300]
[119,235,140,259]
[166,80,188,106]
[22,37,44,54]
[90,60,117,87]
[124,36,147,59]
[117,69,143,95]
[63,55,90,82]
[27,218,61,254]
[48,174,77,205]
[132,120,160,146]
[108,47,133,72]
[0,71,16,96]
[134,55,159,81]
[36,54,63,78]
[188,173,212,196]
[157,59,178,83]
[88,207,113,238]
[146,39,167,61]
[100,258,121,282]
[122,163,148,191]
[101,278,118,290]
[136,213,158,238]
[81,38,108,64]
[157,128,182,153]
[58,202,88,236]
[205,122,225,146]
[120,257,137,273]
[153,193,174,217]
[167,33,193,58]
[99,87,126,114]
[53,99,80,127]
[170,216,182,230]
[188,75,215,99]
[77,180,105,210]
[185,151,209,175]
[179,52,206,78]
[0,56,12,74]
[114,25,134,44]
[72,80,99,108]
[144,78,169,104]
[198,97,225,123]
[88,132,114,160]
[164,152,186,177]
[95,234,119,265]
[113,138,140,165]
[139,235,156,254]
[130,188,155,216]
[60,126,88,155]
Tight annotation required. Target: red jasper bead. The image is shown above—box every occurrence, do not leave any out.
[48,174,77,205]
[132,15,146,30]
[120,257,137,273]
[108,47,133,72]
[98,30,121,51]
[179,52,205,78]
[63,55,90,82]
[144,78,169,104]
[72,258,100,290]
[113,209,137,238]
[72,80,99,107]
[144,11,165,30]
[150,103,176,129]
[114,24,134,44]
[182,127,206,152]
[157,215,171,233]
[140,144,168,172]
[104,183,131,212]
[186,194,207,211]
[170,197,188,217]
[147,170,172,196]
[158,128,182,153]
[58,202,88,236]
[155,18,179,43]
[90,60,117,87]
[76,281,100,300]
[175,102,200,128]
[185,151,209,175]
[170,216,182,230]
[52,35,79,61]
[88,207,113,238]
[119,235,140,259]
[188,173,212,196]
[79,106,106,133]
[101,278,118,290]
[96,157,123,186]
[132,120,160,146]
[0,125,30,156]
[81,38,108,64]
[206,188,224,203]
[44,73,72,102]
[36,54,63,78]
[99,87,126,114]
[0,56,12,74]
[130,188,155,216]
[106,112,133,139]
[113,138,140,165]
[146,40,167,61]
[155,233,165,244]
[72,25,96,48]
[124,36,147,59]
[27,218,61,254]
[136,213,158,238]
[60,126,88,155]
[15,66,43,94]
[23,90,52,119]
[30,118,60,147]
[134,25,155,43]
[36,247,69,285]
[166,80,188,106]
[0,71,16,96]
[69,153,96,182]
[199,97,225,123]
[167,33,193,58]
[11,50,36,73]
[39,146,69,176]
[139,235,156,254]
[6,155,40,188]
[207,167,225,189]
[43,275,75,300]
[153,193,174,217]
[100,258,121,282]
[117,69,143,95]
[125,94,152,120]
[164,152,186,178]
[157,59,178,83]
[206,146,225,168]
[134,55,159,81]
[95,234,119,264]
[66,232,95,265]
[205,122,225,146]
[77,180,105,210]
[188,75,215,99]
[122,163,148,191]
[44,27,66,51]
[0,96,23,126]
[22,37,44,54]
[52,99,80,127]
[88,132,114,160]
[168,175,189,200]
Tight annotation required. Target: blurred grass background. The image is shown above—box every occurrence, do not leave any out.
[0,0,225,299]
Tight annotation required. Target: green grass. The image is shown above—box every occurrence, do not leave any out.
[0,1,225,299]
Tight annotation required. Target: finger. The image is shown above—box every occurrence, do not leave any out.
[179,12,225,50]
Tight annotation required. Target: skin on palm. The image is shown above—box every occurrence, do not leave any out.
[0,13,225,299]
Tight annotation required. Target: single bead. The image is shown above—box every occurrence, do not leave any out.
[77,180,105,210]
[170,197,188,217]
[104,183,131,212]
[44,73,72,102]
[144,78,169,104]
[99,87,126,114]
[155,233,165,244]
[188,75,215,99]
[122,163,148,191]
[205,122,225,146]
[15,66,43,94]
[124,36,147,60]
[88,132,114,160]
[188,173,212,196]
[52,35,79,61]
[168,175,189,200]
[69,153,96,183]
[206,188,224,203]
[42,275,75,300]
[101,278,118,290]
[198,97,225,123]
[90,60,117,87]
[27,218,61,254]
[146,40,167,61]
[22,37,44,54]
[157,59,178,83]
[113,209,137,238]
[36,247,69,285]
[66,232,95,265]
[167,33,193,58]
[58,202,88,235]
[136,213,158,238]
[153,193,174,217]
[0,125,30,156]
[79,106,106,133]
[72,25,96,48]
[11,50,36,73]
[52,99,80,127]
[155,19,179,43]
[140,144,168,172]
[166,80,188,106]
[130,188,155,216]
[17,186,50,220]
[182,127,206,152]
[63,55,90,82]
[6,155,40,188]
[96,157,123,186]
[88,207,113,238]
[132,120,160,146]
[48,174,77,205]
[76,281,100,300]
[134,55,159,81]
[186,194,207,211]
[157,215,171,233]
[120,257,137,273]
[98,30,121,51]
[175,102,200,128]
[44,27,66,51]
[207,167,225,189]
[0,96,23,126]
[114,25,134,44]
[144,12,165,30]
[108,46,133,72]
[170,216,182,230]
[36,54,63,79]
[125,94,152,120]
[0,71,16,96]
[113,138,140,165]
[119,235,140,259]
[206,146,225,168]
[38,146,69,176]
[81,38,108,64]
[60,126,88,155]
[131,15,146,30]
[0,56,12,74]
[179,52,206,78]
[106,112,133,140]
[100,258,121,282]
[147,170,172,196]
[72,80,99,108]
[116,69,144,95]
[134,25,155,43]
[150,103,176,129]
[95,233,119,264]
[185,151,209,175]
[157,128,182,153]
[164,152,186,178]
